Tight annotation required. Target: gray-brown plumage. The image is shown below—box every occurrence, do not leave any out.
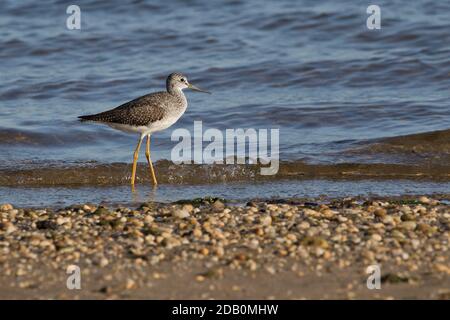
[79,93,168,126]
[78,72,210,186]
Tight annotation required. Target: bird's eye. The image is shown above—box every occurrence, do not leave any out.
[181,78,185,82]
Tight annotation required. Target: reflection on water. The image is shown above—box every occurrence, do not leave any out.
[131,183,159,204]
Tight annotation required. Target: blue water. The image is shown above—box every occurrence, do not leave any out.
[0,0,450,204]
[1,0,449,165]
[2,179,449,208]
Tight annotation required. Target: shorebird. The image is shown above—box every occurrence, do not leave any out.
[78,72,210,187]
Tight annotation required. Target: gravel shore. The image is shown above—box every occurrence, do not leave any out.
[0,196,449,299]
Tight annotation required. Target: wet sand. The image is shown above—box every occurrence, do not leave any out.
[0,196,449,299]
[1,160,450,187]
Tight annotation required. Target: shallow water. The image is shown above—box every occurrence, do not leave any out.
[2,179,450,208]
[0,0,449,192]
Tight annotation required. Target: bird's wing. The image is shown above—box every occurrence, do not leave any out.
[79,93,167,126]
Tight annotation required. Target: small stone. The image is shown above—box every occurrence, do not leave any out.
[400,221,417,231]
[0,203,13,211]
[286,233,297,242]
[100,257,109,267]
[382,216,394,225]
[372,223,384,229]
[193,228,202,238]
[321,209,335,219]
[56,217,69,225]
[362,250,375,260]
[94,207,110,215]
[401,213,415,221]
[235,253,247,261]
[414,205,427,215]
[8,209,18,217]
[18,281,35,289]
[82,204,94,212]
[399,206,412,214]
[0,222,17,234]
[16,268,27,276]
[314,247,325,257]
[323,250,332,260]
[214,246,225,257]
[430,199,440,206]
[392,229,406,239]
[145,235,155,244]
[125,279,136,289]
[418,196,430,204]
[371,234,382,242]
[301,236,329,249]
[195,275,205,282]
[212,200,225,212]
[417,223,435,235]
[247,260,257,271]
[144,215,154,224]
[255,227,264,236]
[297,221,310,230]
[265,266,276,275]
[36,220,58,230]
[261,215,272,226]
[182,204,194,213]
[374,208,387,218]
[434,263,450,275]
[303,209,320,217]
[173,209,190,219]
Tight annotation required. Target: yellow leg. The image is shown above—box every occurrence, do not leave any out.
[145,135,158,186]
[131,136,143,186]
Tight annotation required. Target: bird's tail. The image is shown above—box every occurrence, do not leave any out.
[78,114,97,122]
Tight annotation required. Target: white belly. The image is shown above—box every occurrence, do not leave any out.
[106,112,184,135]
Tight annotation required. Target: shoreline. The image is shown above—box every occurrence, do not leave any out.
[1,179,450,209]
[1,160,450,187]
[0,195,449,299]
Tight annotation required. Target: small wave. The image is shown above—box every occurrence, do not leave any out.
[0,126,120,147]
[349,128,450,165]
[0,128,50,145]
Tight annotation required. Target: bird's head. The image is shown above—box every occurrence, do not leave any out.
[166,72,210,94]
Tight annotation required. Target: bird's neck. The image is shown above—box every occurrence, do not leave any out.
[168,87,187,108]
[167,85,184,96]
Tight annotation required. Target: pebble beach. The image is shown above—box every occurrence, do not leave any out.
[0,196,449,299]
[2,0,450,303]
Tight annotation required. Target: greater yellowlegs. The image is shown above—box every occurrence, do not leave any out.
[78,72,210,186]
